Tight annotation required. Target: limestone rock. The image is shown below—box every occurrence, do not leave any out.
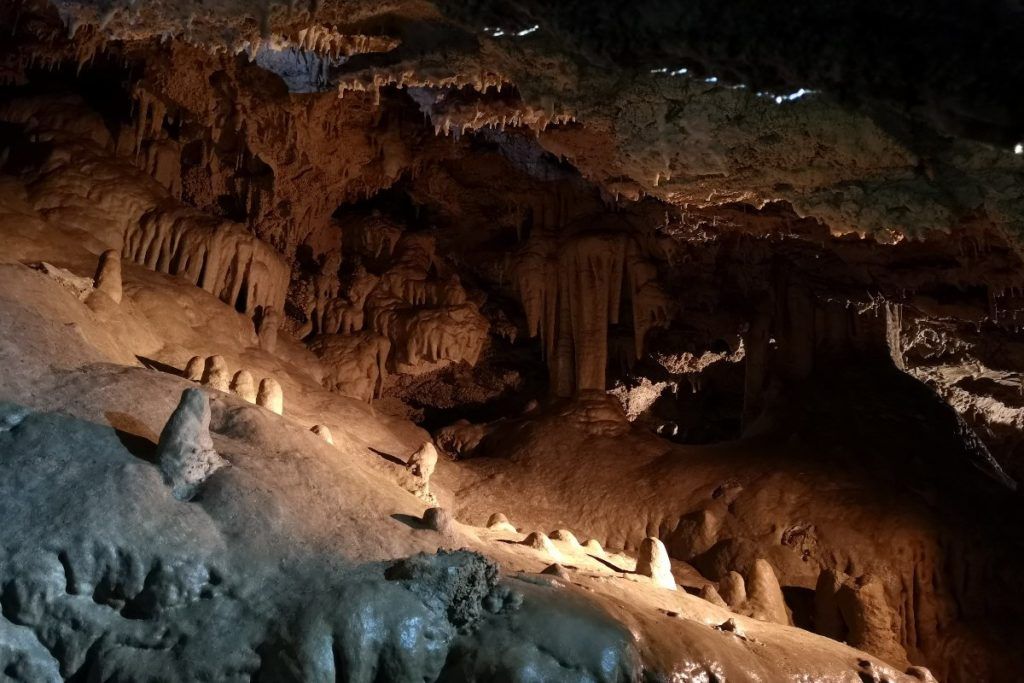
[403,441,439,503]
[311,424,334,444]
[522,532,561,559]
[718,571,747,607]
[229,370,256,403]
[258,307,281,353]
[635,537,676,590]
[744,559,791,626]
[541,563,570,580]
[906,666,938,682]
[34,261,93,300]
[699,584,729,608]
[423,506,454,534]
[184,356,204,381]
[201,355,230,392]
[155,388,228,501]
[836,575,909,668]
[309,331,390,403]
[257,378,283,415]
[486,512,517,533]
[92,248,122,303]
[583,539,604,554]
[550,529,582,547]
[814,568,847,640]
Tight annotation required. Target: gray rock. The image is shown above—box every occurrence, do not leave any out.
[156,388,228,501]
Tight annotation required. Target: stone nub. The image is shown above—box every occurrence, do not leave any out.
[155,388,228,501]
[311,424,334,444]
[486,512,517,533]
[92,249,122,303]
[550,529,582,547]
[635,537,676,590]
[257,378,283,414]
[522,531,561,559]
[422,506,454,534]
[230,370,257,403]
[258,307,281,353]
[718,571,747,607]
[201,355,231,392]
[745,559,791,626]
[402,441,439,503]
[184,356,204,381]
[583,538,604,554]
[699,584,729,608]
[541,563,570,580]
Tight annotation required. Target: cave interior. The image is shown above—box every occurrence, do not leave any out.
[1,1,1024,681]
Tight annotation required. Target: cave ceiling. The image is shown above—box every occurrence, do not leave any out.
[5,0,1024,248]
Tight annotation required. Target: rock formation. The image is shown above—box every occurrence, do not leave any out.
[636,537,677,591]
[184,356,204,381]
[486,513,517,533]
[91,249,122,303]
[1,3,1023,680]
[550,529,582,547]
[423,506,454,534]
[201,355,231,392]
[311,424,334,444]
[522,532,562,560]
[403,441,439,503]
[257,378,284,415]
[229,370,257,403]
[155,388,229,501]
[743,559,791,626]
[258,307,281,353]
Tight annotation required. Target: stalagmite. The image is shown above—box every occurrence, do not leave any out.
[311,424,334,444]
[541,563,571,580]
[229,370,257,403]
[744,559,791,626]
[513,232,631,395]
[700,584,729,608]
[258,308,281,353]
[184,356,204,381]
[836,575,909,667]
[550,529,582,547]
[402,441,438,503]
[625,239,674,358]
[635,537,676,590]
[522,531,561,559]
[257,378,284,415]
[201,355,231,392]
[814,568,848,640]
[422,506,454,534]
[719,571,747,606]
[92,248,122,303]
[155,388,228,501]
[486,512,517,533]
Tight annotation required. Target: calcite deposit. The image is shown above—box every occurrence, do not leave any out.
[1,0,1023,681]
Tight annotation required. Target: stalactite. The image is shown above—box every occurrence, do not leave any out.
[625,238,675,359]
[309,331,391,402]
[123,206,289,316]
